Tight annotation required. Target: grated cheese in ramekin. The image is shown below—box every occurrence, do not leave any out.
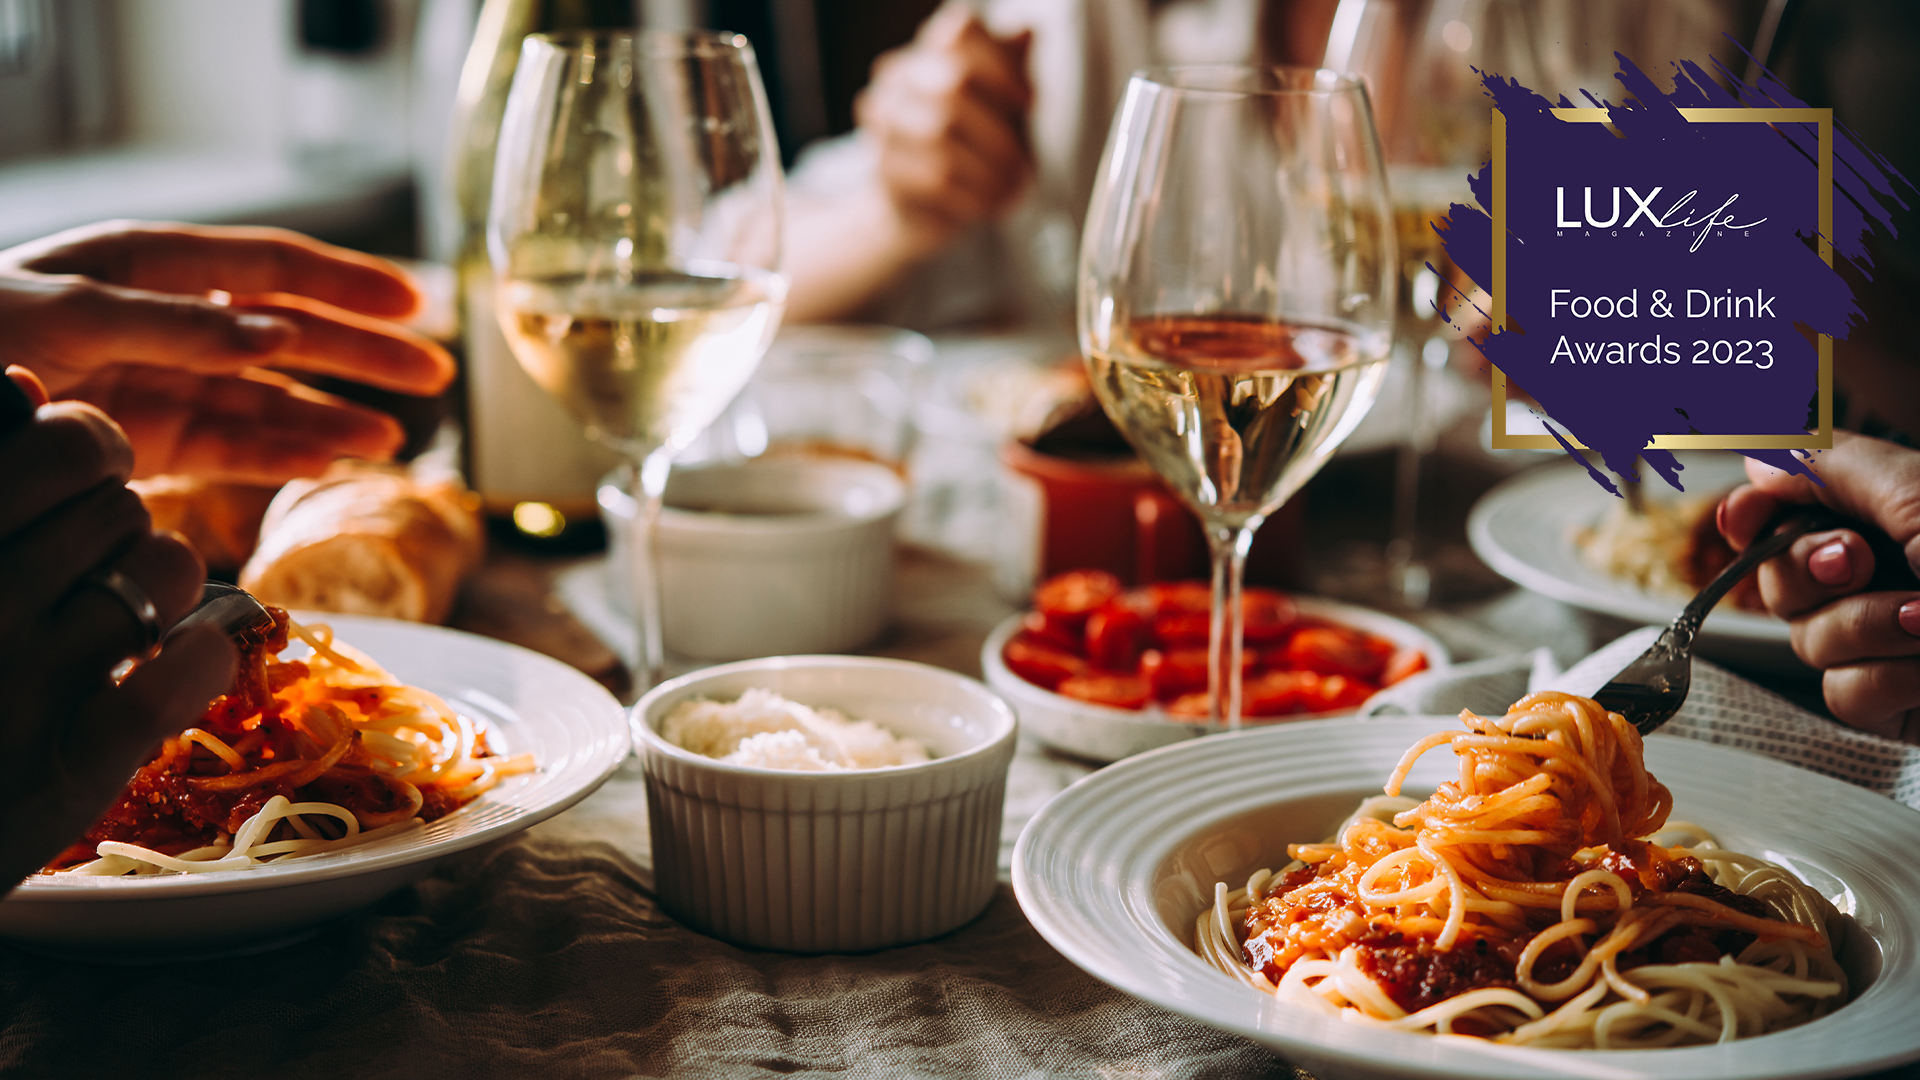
[661,688,931,771]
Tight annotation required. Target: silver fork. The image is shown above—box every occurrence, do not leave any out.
[1594,505,1844,736]
[166,582,279,649]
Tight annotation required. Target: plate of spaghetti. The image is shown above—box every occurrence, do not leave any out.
[1467,452,1794,670]
[1,611,628,959]
[1014,697,1920,1079]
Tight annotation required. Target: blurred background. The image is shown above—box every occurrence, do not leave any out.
[0,0,939,258]
[7,0,1911,608]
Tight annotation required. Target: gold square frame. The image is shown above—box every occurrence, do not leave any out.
[1488,106,1834,450]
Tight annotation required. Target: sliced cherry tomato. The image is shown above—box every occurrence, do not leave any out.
[1085,604,1150,672]
[1164,691,1212,720]
[1034,570,1124,634]
[1146,588,1294,649]
[1382,647,1429,686]
[1142,580,1212,615]
[1241,588,1298,645]
[1140,647,1210,699]
[1243,670,1319,717]
[1151,611,1212,648]
[1139,647,1254,699]
[1298,673,1377,713]
[1275,626,1392,681]
[1002,632,1086,690]
[1056,673,1152,709]
[1020,610,1081,651]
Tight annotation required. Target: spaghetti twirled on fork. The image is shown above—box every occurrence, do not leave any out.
[1196,692,1845,1048]
[47,608,534,876]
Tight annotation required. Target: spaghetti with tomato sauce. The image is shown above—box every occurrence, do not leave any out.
[1196,692,1847,1048]
[46,607,535,876]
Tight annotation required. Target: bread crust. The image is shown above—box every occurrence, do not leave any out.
[240,463,483,623]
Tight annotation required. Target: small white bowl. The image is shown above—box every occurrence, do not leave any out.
[602,458,905,660]
[632,655,1018,952]
[982,596,1450,763]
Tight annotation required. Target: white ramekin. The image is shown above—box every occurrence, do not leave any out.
[632,656,1017,953]
[602,458,904,660]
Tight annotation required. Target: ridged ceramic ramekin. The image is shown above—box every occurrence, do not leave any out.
[633,656,1017,952]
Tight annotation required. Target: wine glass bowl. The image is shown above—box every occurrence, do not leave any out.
[1078,65,1395,727]
[489,30,786,685]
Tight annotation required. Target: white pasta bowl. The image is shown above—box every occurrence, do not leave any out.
[632,655,1017,952]
[1014,716,1920,1080]
[0,615,630,961]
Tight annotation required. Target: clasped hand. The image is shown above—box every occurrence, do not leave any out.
[857,6,1034,252]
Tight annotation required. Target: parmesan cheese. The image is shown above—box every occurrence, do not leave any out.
[661,689,931,770]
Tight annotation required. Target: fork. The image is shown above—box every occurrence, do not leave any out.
[166,581,280,649]
[1593,504,1845,736]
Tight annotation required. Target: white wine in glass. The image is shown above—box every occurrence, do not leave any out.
[490,31,786,687]
[1079,66,1395,727]
[498,269,784,457]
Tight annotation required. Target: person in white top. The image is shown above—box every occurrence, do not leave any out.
[782,0,1339,331]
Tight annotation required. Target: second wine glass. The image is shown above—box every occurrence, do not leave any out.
[1078,66,1396,727]
[489,30,786,688]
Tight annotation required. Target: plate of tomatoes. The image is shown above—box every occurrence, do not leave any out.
[981,571,1448,762]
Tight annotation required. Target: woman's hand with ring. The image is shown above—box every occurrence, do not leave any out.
[1720,432,1920,741]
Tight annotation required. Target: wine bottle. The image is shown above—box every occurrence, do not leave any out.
[447,0,635,544]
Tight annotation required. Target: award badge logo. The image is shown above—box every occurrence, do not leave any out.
[1434,52,1911,492]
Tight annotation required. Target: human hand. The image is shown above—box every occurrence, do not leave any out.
[0,365,237,891]
[1719,432,1920,741]
[855,5,1034,254]
[0,221,455,485]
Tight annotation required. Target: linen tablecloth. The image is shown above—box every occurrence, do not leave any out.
[0,749,1312,1080]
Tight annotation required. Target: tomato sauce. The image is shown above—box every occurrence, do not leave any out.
[1355,930,1520,1014]
[45,606,487,872]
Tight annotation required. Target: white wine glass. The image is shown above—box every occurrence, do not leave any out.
[1328,0,1514,610]
[1327,0,1732,604]
[1079,66,1395,727]
[489,30,786,687]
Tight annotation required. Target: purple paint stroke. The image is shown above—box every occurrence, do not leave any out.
[1439,52,1915,492]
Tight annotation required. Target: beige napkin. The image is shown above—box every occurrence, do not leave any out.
[1363,627,1920,810]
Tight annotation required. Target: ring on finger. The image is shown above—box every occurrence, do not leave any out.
[83,568,163,654]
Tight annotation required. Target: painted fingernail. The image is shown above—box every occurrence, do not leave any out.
[234,314,294,353]
[1809,541,1852,586]
[1900,601,1920,637]
[1714,498,1728,538]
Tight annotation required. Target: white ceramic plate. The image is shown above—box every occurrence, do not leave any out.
[1014,716,1920,1080]
[1,614,629,960]
[982,597,1450,763]
[1467,452,1793,666]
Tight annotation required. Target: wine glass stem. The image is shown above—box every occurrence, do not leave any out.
[1206,522,1256,730]
[629,447,673,690]
[1389,348,1424,594]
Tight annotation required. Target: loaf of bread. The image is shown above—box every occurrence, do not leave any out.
[239,463,484,624]
[130,476,278,575]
